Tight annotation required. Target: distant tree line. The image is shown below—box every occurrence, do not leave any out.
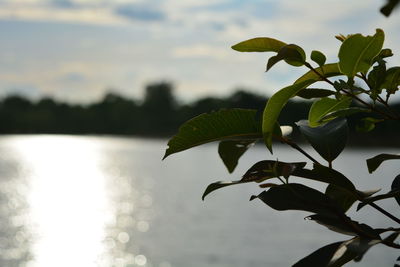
[0,82,399,146]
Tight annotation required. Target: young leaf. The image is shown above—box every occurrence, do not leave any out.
[262,80,313,152]
[296,88,336,99]
[163,109,262,159]
[308,97,352,127]
[355,117,383,132]
[266,44,306,71]
[255,183,341,215]
[218,140,255,173]
[338,29,385,77]
[231,37,286,52]
[321,107,370,122]
[294,63,343,84]
[311,50,327,67]
[366,153,400,173]
[296,118,348,163]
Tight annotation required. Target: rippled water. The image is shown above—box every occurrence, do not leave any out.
[0,135,399,267]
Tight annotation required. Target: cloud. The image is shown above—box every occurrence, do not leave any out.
[114,4,166,22]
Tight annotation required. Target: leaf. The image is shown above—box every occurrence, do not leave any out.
[296,88,336,99]
[381,67,400,94]
[306,214,379,237]
[231,37,286,52]
[293,237,381,267]
[292,241,347,267]
[392,175,400,206]
[311,50,327,67]
[357,188,400,211]
[338,29,385,77]
[326,184,357,212]
[367,60,387,100]
[255,183,340,215]
[294,63,343,84]
[218,140,255,173]
[355,117,383,132]
[202,180,245,200]
[202,160,307,200]
[163,109,262,159]
[380,0,400,16]
[308,97,352,127]
[321,107,370,122]
[242,160,307,181]
[366,153,400,173]
[262,80,313,152]
[266,44,306,71]
[296,118,348,163]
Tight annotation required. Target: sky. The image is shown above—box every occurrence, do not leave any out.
[0,0,399,103]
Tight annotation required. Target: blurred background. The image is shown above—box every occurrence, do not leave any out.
[0,0,400,266]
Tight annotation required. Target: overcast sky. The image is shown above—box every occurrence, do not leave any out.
[0,0,399,103]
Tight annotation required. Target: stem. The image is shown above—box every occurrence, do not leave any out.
[280,137,320,164]
[304,63,398,120]
[368,202,400,225]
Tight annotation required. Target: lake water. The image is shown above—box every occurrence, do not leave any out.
[0,135,399,267]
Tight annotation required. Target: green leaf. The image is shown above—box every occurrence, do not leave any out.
[308,97,352,127]
[255,183,341,215]
[366,153,400,173]
[338,29,385,77]
[231,37,286,52]
[294,63,343,84]
[218,140,255,173]
[202,160,306,200]
[296,118,348,163]
[381,66,400,94]
[380,0,400,16]
[296,88,336,99]
[311,50,327,67]
[367,60,387,100]
[163,109,262,159]
[355,117,383,132]
[266,44,306,71]
[357,188,400,211]
[262,80,313,152]
[321,107,370,122]
[326,184,357,212]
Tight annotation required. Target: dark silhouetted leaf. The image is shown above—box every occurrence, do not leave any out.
[292,241,347,267]
[242,160,307,181]
[262,80,313,152]
[231,37,286,52]
[296,88,336,99]
[357,189,400,211]
[308,97,352,127]
[326,184,357,212]
[392,175,400,206]
[338,29,385,77]
[163,109,262,159]
[366,153,400,173]
[202,160,306,200]
[296,118,348,163]
[380,0,400,16]
[306,214,379,238]
[255,183,340,215]
[266,44,306,71]
[382,67,400,94]
[218,140,255,173]
[311,50,327,67]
